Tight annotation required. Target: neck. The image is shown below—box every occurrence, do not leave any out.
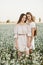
[20,21,24,24]
[27,20,32,23]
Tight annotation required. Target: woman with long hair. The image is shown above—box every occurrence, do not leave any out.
[26,12,37,54]
[14,13,31,57]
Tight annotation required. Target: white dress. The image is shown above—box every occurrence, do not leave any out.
[14,23,28,52]
[26,22,36,50]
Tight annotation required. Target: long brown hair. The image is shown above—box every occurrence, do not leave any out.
[26,12,37,36]
[26,12,35,22]
[17,13,26,24]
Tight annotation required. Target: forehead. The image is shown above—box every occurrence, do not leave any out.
[23,15,26,18]
[27,14,31,16]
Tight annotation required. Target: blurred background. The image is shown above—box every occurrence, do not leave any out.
[0,0,43,23]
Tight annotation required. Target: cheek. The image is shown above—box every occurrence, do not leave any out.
[23,18,26,21]
[28,16,31,19]
[24,18,26,21]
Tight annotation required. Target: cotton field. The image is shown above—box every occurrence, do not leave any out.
[0,23,43,65]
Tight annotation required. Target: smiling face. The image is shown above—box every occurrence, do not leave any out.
[21,15,26,23]
[26,14,32,21]
[17,13,26,24]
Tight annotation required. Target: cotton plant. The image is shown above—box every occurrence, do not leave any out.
[0,23,43,65]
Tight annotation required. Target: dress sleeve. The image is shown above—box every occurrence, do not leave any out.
[31,22,36,28]
[14,24,18,39]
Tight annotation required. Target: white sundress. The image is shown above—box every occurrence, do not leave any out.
[27,22,36,50]
[14,23,29,52]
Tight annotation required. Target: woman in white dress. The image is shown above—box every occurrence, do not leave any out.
[26,12,37,54]
[14,13,31,57]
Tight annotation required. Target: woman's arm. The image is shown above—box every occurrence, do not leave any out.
[14,24,18,50]
[27,36,32,48]
[31,28,36,38]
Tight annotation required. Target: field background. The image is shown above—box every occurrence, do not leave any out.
[0,23,43,65]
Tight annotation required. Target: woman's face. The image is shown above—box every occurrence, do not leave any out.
[27,14,31,21]
[21,15,26,23]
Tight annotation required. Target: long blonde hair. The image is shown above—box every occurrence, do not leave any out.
[26,12,37,36]
[26,12,35,22]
